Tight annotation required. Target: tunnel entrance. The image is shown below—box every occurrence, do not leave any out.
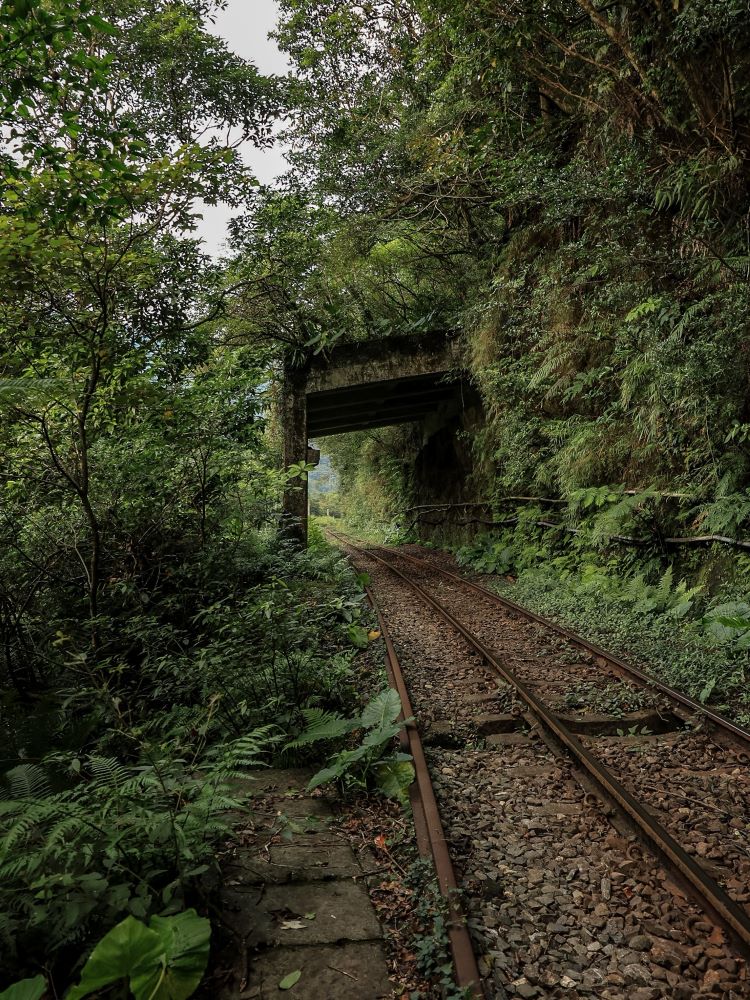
[281,335,477,543]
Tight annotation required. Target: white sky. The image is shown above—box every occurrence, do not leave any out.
[196,0,290,257]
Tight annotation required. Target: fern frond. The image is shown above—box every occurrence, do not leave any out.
[4,764,51,800]
[656,566,674,605]
[285,708,356,749]
[87,756,128,789]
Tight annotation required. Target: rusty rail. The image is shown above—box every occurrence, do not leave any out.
[350,540,750,960]
[364,583,485,997]
[372,544,750,749]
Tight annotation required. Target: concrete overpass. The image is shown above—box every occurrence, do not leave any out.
[281,335,464,542]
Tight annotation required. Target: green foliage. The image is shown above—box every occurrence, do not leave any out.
[702,602,750,651]
[0,6,368,987]
[7,0,750,992]
[287,688,414,802]
[0,522,368,987]
[346,624,370,649]
[0,977,45,1000]
[67,910,210,1000]
[474,548,750,724]
[0,729,271,965]
[562,681,654,719]
[405,859,472,1000]
[268,0,750,574]
[278,970,302,990]
[617,568,703,620]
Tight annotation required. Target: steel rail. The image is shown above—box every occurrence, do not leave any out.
[364,583,486,997]
[348,539,750,958]
[370,544,750,749]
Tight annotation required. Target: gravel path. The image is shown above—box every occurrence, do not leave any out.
[341,541,750,999]
[376,546,750,920]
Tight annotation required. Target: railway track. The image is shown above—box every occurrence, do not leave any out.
[329,530,750,998]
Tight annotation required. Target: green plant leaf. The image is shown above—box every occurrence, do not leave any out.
[361,688,402,729]
[0,976,46,1000]
[346,624,369,649]
[306,763,342,791]
[66,911,210,1000]
[130,910,211,1000]
[279,970,302,990]
[284,708,356,750]
[699,677,717,704]
[66,916,164,1000]
[361,721,402,749]
[374,759,415,801]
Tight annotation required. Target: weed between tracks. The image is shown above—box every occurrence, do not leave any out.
[562,681,657,718]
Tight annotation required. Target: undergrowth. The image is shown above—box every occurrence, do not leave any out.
[405,859,474,1000]
[454,520,750,727]
[0,529,370,991]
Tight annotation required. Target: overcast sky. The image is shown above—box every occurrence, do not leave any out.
[196,0,290,257]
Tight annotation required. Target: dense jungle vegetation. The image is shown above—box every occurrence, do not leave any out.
[274,1,750,723]
[0,1,381,992]
[3,0,750,994]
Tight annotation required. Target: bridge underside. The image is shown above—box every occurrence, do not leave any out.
[281,335,463,544]
[307,371,455,437]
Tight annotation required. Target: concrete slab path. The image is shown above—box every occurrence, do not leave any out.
[215,768,394,1000]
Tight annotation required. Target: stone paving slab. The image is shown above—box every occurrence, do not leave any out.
[231,768,317,800]
[225,842,362,884]
[222,880,382,947]
[240,942,392,999]
[262,797,333,821]
[211,768,395,999]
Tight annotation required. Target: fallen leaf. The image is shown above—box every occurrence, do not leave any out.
[707,926,725,947]
[279,970,302,990]
[374,833,387,850]
[280,920,307,931]
[304,912,316,921]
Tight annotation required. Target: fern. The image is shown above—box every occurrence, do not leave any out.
[289,689,413,803]
[285,709,357,749]
[588,490,655,546]
[0,728,276,967]
[88,757,128,789]
[655,565,674,607]
[4,764,50,800]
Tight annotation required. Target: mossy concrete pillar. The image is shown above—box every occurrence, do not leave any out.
[281,366,309,546]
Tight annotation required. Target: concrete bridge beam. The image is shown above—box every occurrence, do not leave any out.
[281,335,462,546]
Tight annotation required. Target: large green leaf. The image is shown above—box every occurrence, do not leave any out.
[66,917,164,1000]
[361,722,402,749]
[131,910,211,1000]
[0,976,46,1000]
[374,759,415,801]
[360,688,402,729]
[306,763,342,791]
[66,911,210,1000]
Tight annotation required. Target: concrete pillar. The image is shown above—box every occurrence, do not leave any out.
[281,366,309,546]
